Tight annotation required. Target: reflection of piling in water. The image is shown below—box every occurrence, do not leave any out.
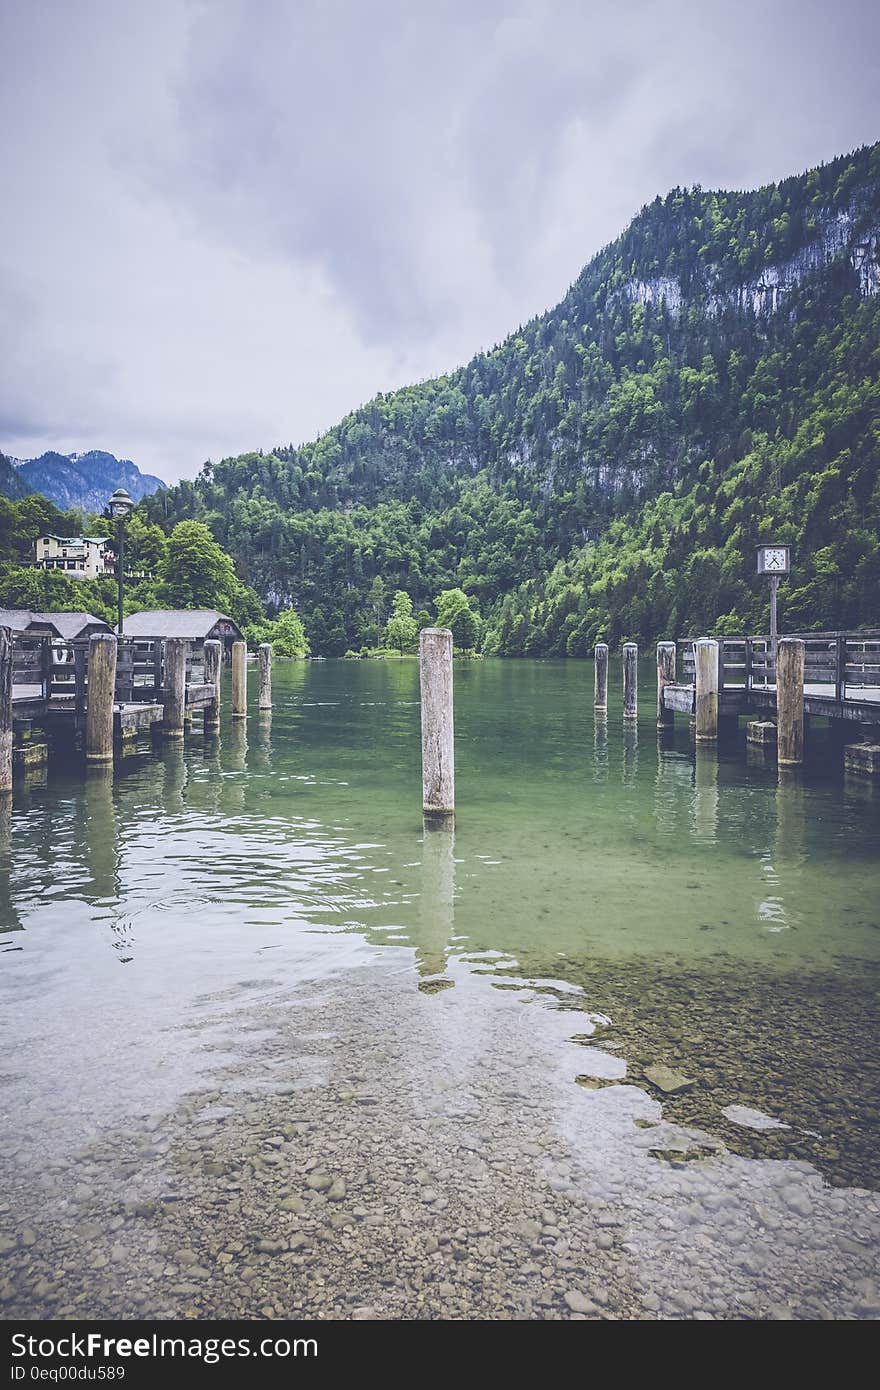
[83,764,119,902]
[255,710,273,770]
[0,795,21,933]
[622,720,638,783]
[775,767,807,867]
[161,741,188,811]
[417,818,455,981]
[593,711,608,782]
[691,745,719,842]
[623,642,638,720]
[594,644,608,711]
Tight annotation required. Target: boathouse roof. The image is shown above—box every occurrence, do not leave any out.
[116,609,243,642]
[0,609,111,640]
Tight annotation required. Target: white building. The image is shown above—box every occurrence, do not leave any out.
[34,535,115,580]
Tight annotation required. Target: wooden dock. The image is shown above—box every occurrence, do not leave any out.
[0,627,253,789]
[657,630,880,772]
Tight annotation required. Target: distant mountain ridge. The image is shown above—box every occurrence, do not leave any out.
[2,450,166,513]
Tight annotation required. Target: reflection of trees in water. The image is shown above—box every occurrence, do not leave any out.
[416,818,455,984]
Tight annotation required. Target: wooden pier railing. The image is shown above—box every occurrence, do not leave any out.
[677,630,880,702]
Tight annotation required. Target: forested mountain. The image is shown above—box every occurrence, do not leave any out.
[3,450,166,513]
[0,453,29,501]
[143,142,880,655]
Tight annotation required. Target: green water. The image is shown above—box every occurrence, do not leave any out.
[1,657,879,1189]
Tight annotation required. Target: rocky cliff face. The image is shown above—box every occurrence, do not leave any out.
[622,200,880,318]
[5,450,166,512]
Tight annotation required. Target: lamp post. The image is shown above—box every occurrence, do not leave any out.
[756,543,791,669]
[105,488,134,635]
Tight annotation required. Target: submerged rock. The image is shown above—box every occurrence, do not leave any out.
[643,1064,694,1095]
[721,1105,789,1131]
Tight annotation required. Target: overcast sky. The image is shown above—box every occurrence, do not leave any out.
[1,0,877,484]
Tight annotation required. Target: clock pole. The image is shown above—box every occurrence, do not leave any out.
[770,573,779,668]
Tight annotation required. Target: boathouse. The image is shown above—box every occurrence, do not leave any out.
[117,609,244,655]
[0,609,111,642]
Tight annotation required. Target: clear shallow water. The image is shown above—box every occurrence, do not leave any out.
[1,658,879,1211]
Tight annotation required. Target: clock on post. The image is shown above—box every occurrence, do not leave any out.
[756,544,790,575]
[756,543,791,664]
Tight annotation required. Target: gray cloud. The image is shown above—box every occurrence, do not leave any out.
[0,0,878,482]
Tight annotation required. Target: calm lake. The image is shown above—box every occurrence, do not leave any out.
[1,657,879,1319]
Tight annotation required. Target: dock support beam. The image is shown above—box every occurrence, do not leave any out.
[85,633,118,764]
[163,638,187,740]
[0,626,12,793]
[594,643,608,711]
[623,642,638,720]
[203,639,221,733]
[420,627,454,820]
[656,641,676,729]
[695,638,719,742]
[231,640,247,719]
[258,643,273,711]
[777,637,805,767]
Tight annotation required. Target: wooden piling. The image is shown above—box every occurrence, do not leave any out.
[0,625,12,793]
[203,639,221,732]
[85,633,118,763]
[258,643,273,711]
[623,642,638,720]
[420,627,454,818]
[656,641,676,728]
[163,637,187,740]
[594,643,608,711]
[694,638,719,742]
[231,640,247,719]
[777,637,805,767]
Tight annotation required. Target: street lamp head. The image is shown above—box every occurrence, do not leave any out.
[107,487,134,520]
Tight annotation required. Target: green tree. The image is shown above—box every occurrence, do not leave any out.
[435,587,481,650]
[385,590,418,654]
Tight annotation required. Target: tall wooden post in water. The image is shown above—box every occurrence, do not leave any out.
[203,639,221,733]
[623,642,638,720]
[163,638,187,740]
[594,643,608,711]
[420,628,454,819]
[258,643,273,711]
[231,640,247,719]
[656,641,676,729]
[0,625,12,794]
[85,633,118,764]
[777,637,805,767]
[694,638,719,742]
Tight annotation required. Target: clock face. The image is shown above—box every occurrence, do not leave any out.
[759,546,788,574]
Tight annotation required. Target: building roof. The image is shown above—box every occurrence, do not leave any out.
[116,609,243,640]
[37,535,111,545]
[0,609,111,640]
[0,609,62,637]
[44,611,112,640]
